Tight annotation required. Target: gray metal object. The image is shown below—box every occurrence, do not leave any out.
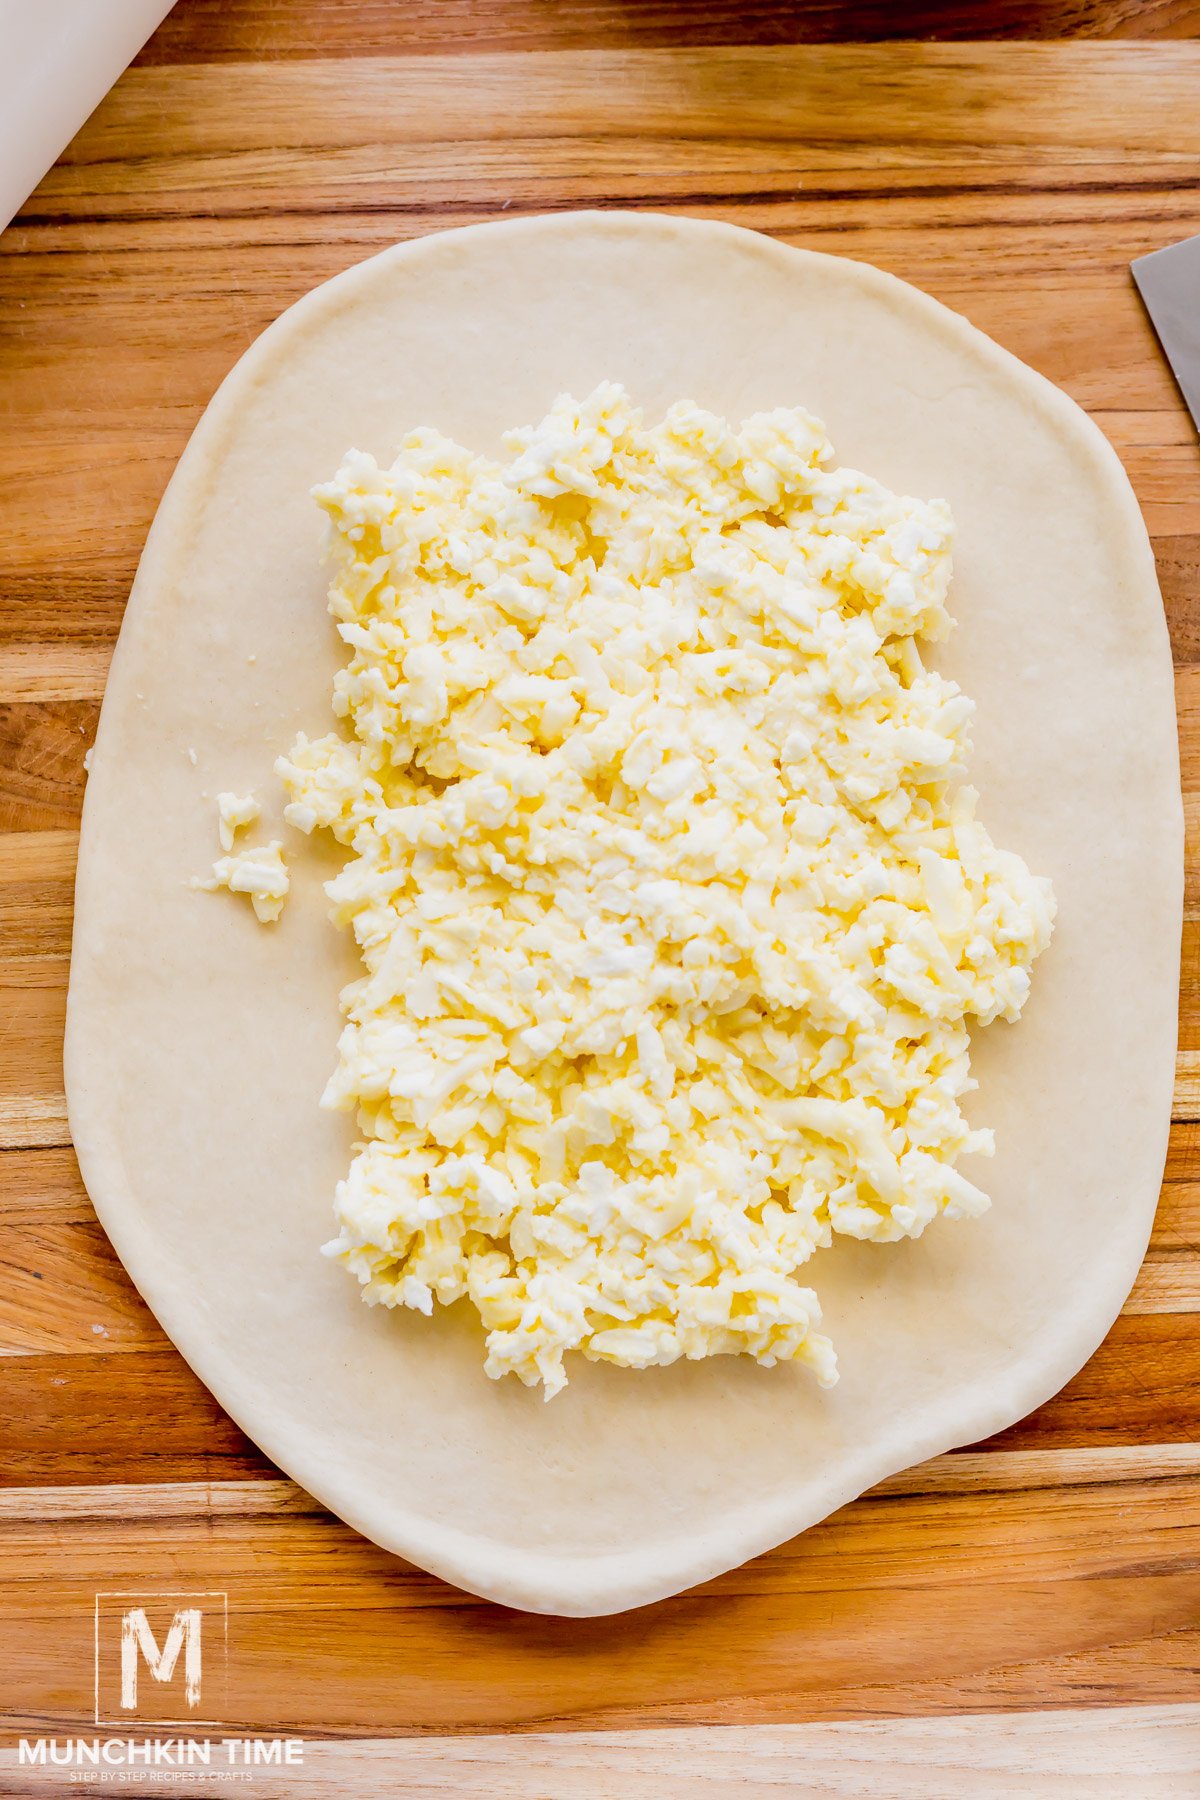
[1133,233,1200,435]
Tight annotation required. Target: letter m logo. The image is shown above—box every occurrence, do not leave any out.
[121,1606,202,1709]
[95,1593,227,1725]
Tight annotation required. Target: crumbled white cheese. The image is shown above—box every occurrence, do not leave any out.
[216,790,261,852]
[196,839,289,924]
[275,382,1054,1398]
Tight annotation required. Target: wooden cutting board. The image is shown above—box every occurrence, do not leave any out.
[1,16,1199,1788]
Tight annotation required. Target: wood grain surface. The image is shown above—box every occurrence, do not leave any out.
[136,0,1200,57]
[1,3,1199,1764]
[3,1708,1200,1799]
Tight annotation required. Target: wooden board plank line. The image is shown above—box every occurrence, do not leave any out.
[2,1447,1199,1524]
[19,169,1200,225]
[0,1101,71,1153]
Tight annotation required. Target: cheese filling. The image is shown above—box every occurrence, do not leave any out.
[277,382,1055,1398]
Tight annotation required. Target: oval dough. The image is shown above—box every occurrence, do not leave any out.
[66,213,1182,1616]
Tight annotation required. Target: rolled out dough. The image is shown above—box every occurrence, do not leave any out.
[66,213,1181,1615]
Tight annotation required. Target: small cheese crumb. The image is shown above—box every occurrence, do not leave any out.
[195,840,289,923]
[216,790,261,852]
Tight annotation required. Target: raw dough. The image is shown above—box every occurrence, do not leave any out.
[66,213,1181,1615]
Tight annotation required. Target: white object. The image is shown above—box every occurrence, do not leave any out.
[0,0,175,234]
[67,215,1181,1615]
